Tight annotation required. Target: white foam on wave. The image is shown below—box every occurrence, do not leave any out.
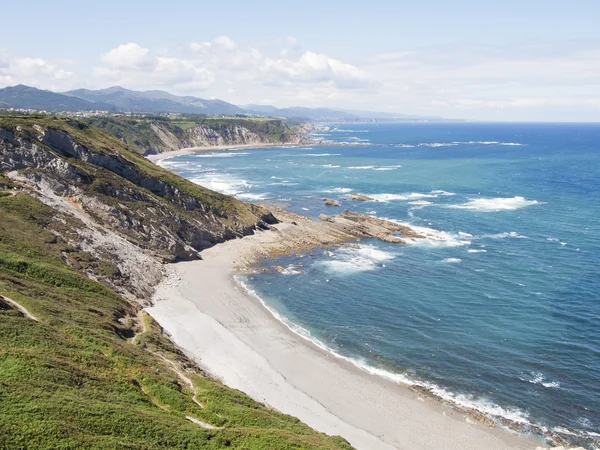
[281,264,302,275]
[324,187,352,193]
[394,141,525,148]
[319,245,396,274]
[379,217,472,248]
[408,200,433,206]
[348,165,375,169]
[468,249,487,253]
[321,164,341,168]
[448,196,543,212]
[190,173,250,196]
[484,231,528,240]
[237,193,269,201]
[369,192,441,202]
[193,152,249,158]
[520,372,561,389]
[442,258,462,264]
[303,153,341,157]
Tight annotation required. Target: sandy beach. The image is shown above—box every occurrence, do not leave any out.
[146,142,305,163]
[146,212,543,450]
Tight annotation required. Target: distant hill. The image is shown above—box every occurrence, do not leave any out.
[243,104,447,121]
[0,85,116,112]
[66,86,244,116]
[0,84,452,121]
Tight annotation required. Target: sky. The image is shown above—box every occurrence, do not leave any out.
[1,0,600,121]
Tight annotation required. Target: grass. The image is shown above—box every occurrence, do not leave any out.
[84,115,297,155]
[0,183,352,449]
[0,115,267,230]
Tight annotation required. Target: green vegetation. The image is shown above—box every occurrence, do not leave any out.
[83,115,298,155]
[0,154,351,448]
[0,115,266,230]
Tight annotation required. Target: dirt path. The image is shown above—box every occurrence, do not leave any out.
[131,310,148,345]
[150,350,206,410]
[0,295,39,321]
[130,310,217,428]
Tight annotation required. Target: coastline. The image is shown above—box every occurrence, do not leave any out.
[146,142,310,163]
[146,213,542,450]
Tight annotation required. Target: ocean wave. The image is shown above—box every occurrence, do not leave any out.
[431,190,456,196]
[346,165,402,171]
[321,164,341,168]
[442,258,462,264]
[520,372,561,389]
[281,264,302,275]
[394,141,524,148]
[408,200,433,206]
[237,193,269,201]
[319,245,396,274]
[483,231,528,239]
[448,196,543,212]
[378,217,472,247]
[369,191,454,202]
[193,152,250,158]
[330,129,370,133]
[303,153,341,157]
[190,174,250,196]
[467,249,487,253]
[324,187,352,193]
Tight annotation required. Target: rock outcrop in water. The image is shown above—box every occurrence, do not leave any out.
[348,193,374,201]
[322,198,341,207]
[319,210,424,243]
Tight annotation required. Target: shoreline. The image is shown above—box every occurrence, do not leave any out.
[146,213,542,450]
[146,142,313,163]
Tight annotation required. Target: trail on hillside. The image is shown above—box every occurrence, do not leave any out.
[0,295,39,321]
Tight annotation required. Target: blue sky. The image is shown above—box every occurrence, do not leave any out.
[2,0,600,121]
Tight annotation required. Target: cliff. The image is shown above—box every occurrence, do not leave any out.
[0,116,279,301]
[84,116,308,155]
[0,115,351,449]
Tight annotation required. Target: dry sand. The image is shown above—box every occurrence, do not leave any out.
[146,142,303,163]
[146,215,543,450]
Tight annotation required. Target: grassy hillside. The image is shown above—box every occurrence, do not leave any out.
[0,119,352,449]
[83,115,300,155]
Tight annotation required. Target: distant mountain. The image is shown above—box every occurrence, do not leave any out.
[242,104,281,115]
[66,87,244,116]
[243,104,446,121]
[0,84,451,121]
[0,85,116,112]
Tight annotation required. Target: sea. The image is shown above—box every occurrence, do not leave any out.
[157,122,600,448]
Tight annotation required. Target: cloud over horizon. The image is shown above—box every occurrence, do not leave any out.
[1,36,600,121]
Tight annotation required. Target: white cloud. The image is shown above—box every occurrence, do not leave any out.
[101,43,151,68]
[2,37,600,120]
[188,37,375,90]
[0,53,75,90]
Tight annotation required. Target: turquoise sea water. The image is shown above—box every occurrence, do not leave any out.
[159,123,600,448]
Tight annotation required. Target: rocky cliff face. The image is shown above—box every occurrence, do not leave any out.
[83,116,308,155]
[149,122,304,153]
[0,117,277,302]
